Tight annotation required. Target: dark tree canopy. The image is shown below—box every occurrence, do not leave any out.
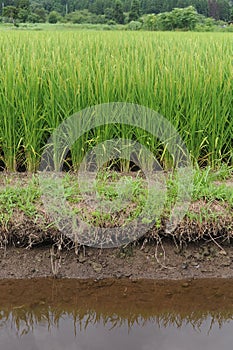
[0,0,232,23]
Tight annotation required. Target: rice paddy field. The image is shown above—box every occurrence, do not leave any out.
[0,30,232,172]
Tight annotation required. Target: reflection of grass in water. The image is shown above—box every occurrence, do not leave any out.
[1,308,233,337]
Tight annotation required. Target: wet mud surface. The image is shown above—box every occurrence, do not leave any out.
[0,241,233,280]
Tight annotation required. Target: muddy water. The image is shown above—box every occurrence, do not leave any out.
[0,278,233,350]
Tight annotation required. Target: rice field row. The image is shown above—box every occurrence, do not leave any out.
[0,31,232,171]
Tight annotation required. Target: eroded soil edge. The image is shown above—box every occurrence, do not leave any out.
[1,240,233,280]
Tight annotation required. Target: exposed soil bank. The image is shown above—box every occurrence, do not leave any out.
[0,172,232,280]
[1,241,233,280]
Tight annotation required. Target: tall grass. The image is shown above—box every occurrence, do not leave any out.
[0,31,232,171]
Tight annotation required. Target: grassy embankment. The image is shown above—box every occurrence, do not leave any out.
[0,166,232,247]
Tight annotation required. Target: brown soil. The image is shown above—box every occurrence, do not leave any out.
[1,240,233,280]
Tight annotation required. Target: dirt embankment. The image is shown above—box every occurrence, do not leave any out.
[1,240,233,280]
[0,172,232,280]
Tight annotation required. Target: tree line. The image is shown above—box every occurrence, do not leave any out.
[1,0,232,24]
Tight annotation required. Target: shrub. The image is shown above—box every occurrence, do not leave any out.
[48,11,60,24]
[127,20,142,30]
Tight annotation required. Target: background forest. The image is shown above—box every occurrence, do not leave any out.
[0,0,233,26]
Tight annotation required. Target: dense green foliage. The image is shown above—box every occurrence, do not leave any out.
[0,0,232,24]
[0,31,232,172]
[143,6,199,30]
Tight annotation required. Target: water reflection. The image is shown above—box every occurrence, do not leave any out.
[0,278,233,349]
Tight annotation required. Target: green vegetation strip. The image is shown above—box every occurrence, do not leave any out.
[0,167,232,247]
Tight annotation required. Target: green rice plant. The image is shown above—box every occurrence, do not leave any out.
[0,31,232,171]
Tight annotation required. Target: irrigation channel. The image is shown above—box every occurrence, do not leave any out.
[0,278,233,349]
